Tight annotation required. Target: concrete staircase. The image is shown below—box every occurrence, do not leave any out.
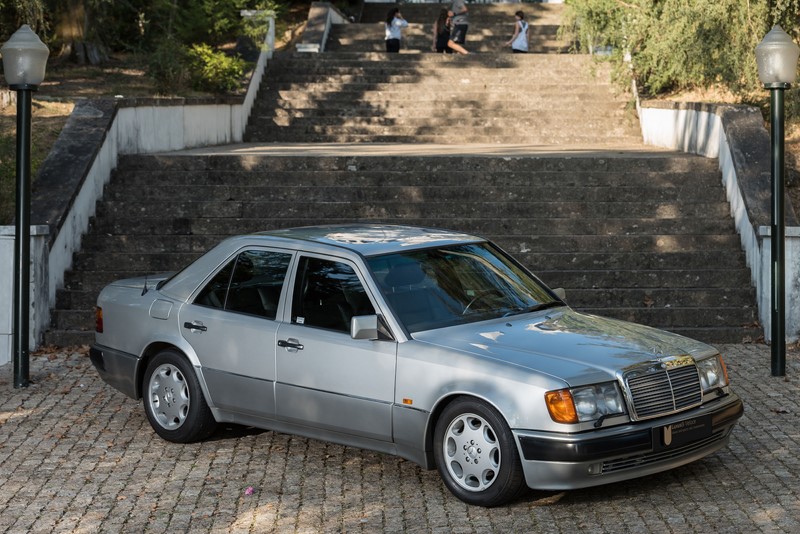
[244,3,632,144]
[245,53,640,144]
[46,151,758,346]
[42,2,761,346]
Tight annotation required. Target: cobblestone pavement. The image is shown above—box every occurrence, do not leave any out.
[1,343,799,533]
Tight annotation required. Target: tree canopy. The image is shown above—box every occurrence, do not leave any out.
[0,0,282,64]
[562,0,800,98]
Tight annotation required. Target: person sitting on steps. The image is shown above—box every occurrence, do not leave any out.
[447,0,469,55]
[432,8,452,53]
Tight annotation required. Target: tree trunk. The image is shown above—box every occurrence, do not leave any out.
[53,0,108,65]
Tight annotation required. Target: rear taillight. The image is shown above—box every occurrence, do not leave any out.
[95,307,103,333]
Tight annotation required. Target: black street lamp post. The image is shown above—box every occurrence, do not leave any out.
[1,25,49,388]
[756,26,800,377]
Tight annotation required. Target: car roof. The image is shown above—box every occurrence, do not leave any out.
[158,225,487,303]
[250,224,485,257]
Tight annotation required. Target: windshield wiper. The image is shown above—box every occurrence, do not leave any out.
[519,301,563,314]
[502,301,563,317]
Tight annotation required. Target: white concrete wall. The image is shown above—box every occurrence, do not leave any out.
[0,226,50,360]
[640,105,800,342]
[0,17,274,365]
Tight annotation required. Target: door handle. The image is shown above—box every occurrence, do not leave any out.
[277,339,304,351]
[183,321,207,332]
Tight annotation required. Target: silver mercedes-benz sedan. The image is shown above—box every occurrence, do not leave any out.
[90,224,743,507]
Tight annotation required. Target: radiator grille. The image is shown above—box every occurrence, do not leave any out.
[624,361,702,420]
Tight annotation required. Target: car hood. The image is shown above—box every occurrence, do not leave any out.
[411,307,716,386]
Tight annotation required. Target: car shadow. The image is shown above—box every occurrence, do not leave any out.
[207,424,268,441]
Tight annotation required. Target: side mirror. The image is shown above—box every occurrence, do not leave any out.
[553,287,567,301]
[351,314,393,341]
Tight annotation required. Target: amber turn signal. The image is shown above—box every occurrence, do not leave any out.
[545,389,578,424]
[95,307,103,333]
[720,356,730,386]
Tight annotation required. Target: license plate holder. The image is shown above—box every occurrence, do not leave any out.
[653,414,712,451]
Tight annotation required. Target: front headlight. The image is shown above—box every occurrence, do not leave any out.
[545,382,627,424]
[697,354,729,392]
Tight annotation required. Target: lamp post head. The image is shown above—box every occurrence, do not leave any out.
[756,25,800,88]
[1,24,49,89]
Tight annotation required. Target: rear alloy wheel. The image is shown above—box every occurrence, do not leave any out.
[434,397,527,507]
[143,349,217,443]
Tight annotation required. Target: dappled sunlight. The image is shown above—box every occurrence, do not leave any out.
[655,203,682,218]
[0,407,37,424]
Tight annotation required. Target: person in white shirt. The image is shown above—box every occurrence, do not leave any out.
[505,11,529,54]
[385,8,409,53]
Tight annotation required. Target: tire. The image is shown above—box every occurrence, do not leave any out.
[433,397,527,507]
[143,349,217,443]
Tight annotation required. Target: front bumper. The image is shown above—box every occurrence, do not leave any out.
[90,344,142,399]
[513,393,743,490]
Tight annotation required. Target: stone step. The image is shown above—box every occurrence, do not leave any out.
[539,268,751,289]
[50,309,102,333]
[93,200,733,220]
[358,2,566,25]
[62,248,749,289]
[119,154,718,174]
[250,116,630,130]
[54,282,756,314]
[655,327,760,344]
[327,23,562,37]
[243,131,645,144]
[575,307,757,330]
[255,85,620,99]
[563,287,755,309]
[102,184,728,204]
[325,40,568,53]
[325,31,566,48]
[259,82,612,96]
[263,59,595,76]
[272,50,593,66]
[42,329,95,348]
[69,246,749,276]
[48,294,756,332]
[76,231,741,256]
[263,102,628,116]
[248,106,634,126]
[112,168,720,187]
[87,216,737,240]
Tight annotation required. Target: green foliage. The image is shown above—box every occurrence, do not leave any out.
[147,37,189,95]
[562,0,797,97]
[0,0,47,40]
[186,43,245,93]
[242,1,283,47]
[0,132,14,225]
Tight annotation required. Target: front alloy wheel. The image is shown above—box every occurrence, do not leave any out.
[434,397,526,507]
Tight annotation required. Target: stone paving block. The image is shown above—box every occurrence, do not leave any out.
[1,345,800,531]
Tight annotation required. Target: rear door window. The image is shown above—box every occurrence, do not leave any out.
[194,249,292,320]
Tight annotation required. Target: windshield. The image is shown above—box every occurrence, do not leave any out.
[367,243,561,333]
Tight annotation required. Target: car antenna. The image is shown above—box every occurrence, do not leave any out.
[141,274,149,296]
